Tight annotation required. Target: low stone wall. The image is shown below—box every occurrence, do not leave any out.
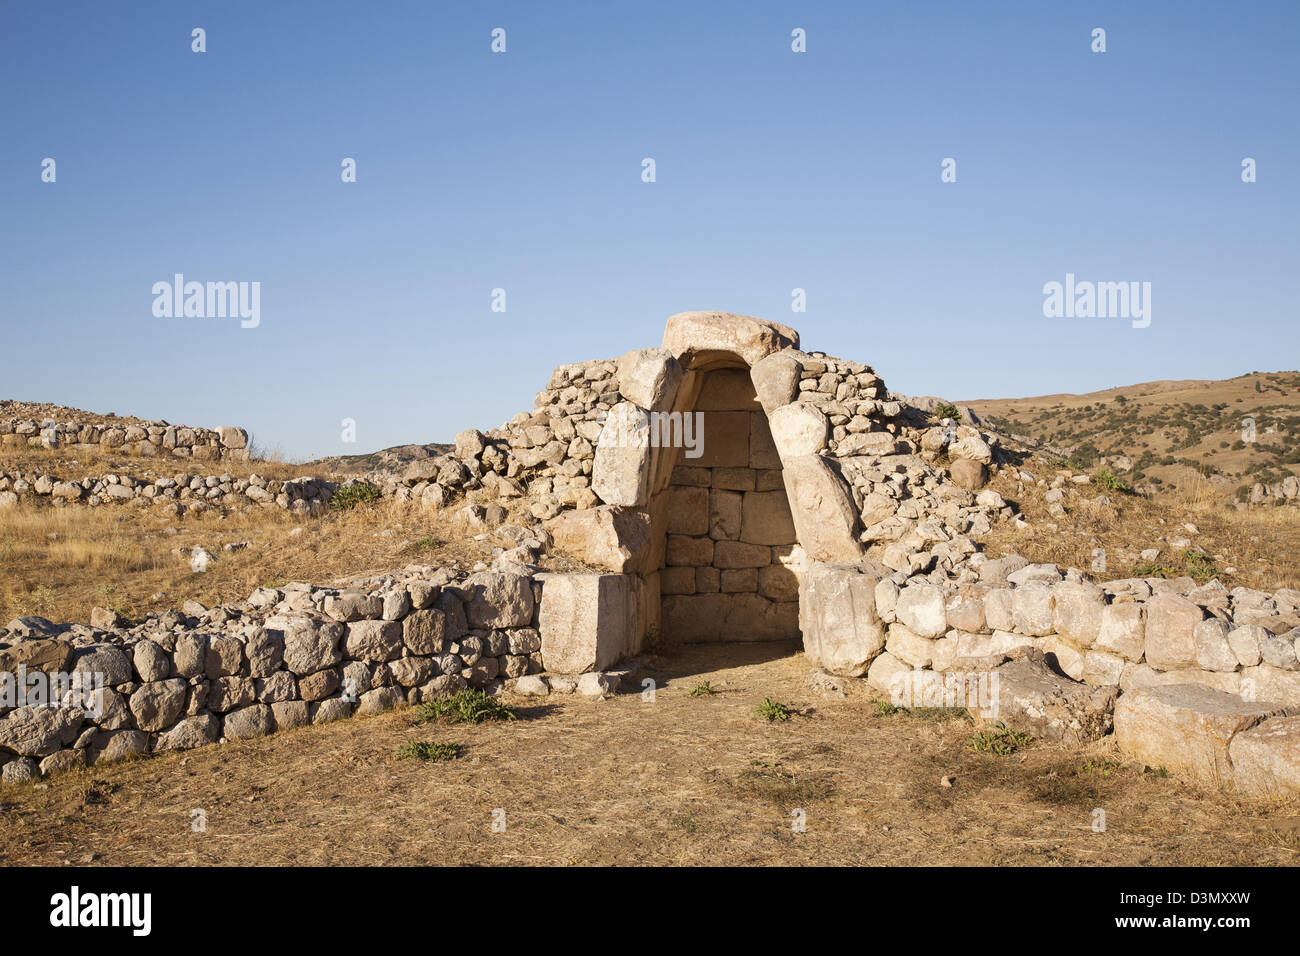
[0,557,650,784]
[800,558,1300,705]
[0,418,250,462]
[1246,476,1300,507]
[0,468,347,515]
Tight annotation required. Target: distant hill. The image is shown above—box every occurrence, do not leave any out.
[963,370,1300,498]
[305,442,454,477]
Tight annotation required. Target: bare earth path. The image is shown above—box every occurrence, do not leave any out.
[1,644,1295,867]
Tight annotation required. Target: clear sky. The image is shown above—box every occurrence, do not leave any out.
[3,1,1296,460]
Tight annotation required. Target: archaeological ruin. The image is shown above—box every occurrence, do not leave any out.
[2,312,1298,798]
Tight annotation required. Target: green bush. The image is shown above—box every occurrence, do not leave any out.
[415,688,517,725]
[330,483,382,511]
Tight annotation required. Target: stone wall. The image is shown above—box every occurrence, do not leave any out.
[801,556,1300,705]
[0,467,344,515]
[0,418,250,462]
[0,555,649,784]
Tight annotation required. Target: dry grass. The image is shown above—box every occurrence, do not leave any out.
[0,497,531,625]
[0,644,1294,867]
[980,467,1300,591]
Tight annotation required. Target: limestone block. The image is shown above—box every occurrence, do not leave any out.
[1115,683,1292,786]
[538,573,637,673]
[781,455,862,563]
[799,562,885,677]
[662,311,800,371]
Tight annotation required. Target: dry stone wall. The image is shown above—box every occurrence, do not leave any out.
[0,417,249,462]
[0,467,344,515]
[0,554,647,785]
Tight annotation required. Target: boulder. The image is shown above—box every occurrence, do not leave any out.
[545,506,652,573]
[615,348,684,411]
[989,648,1118,742]
[537,573,637,673]
[1114,683,1293,786]
[781,455,862,563]
[799,562,886,677]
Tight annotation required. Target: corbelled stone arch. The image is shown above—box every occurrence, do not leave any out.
[543,311,870,670]
[647,312,866,647]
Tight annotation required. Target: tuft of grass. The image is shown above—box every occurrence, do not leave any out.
[1183,549,1218,582]
[330,483,382,511]
[755,697,791,722]
[874,701,900,716]
[396,740,461,762]
[1032,758,1124,804]
[414,688,516,726]
[689,680,718,697]
[966,721,1034,756]
[414,536,445,550]
[1094,468,1133,493]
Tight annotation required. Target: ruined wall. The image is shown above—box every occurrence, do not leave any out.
[0,560,647,785]
[0,418,250,462]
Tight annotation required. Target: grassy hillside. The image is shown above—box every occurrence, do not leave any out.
[964,370,1300,499]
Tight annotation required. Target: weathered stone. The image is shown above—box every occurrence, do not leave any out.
[591,403,652,507]
[0,705,84,756]
[270,700,310,730]
[1115,683,1292,787]
[990,648,1118,742]
[463,571,535,629]
[896,584,948,638]
[1193,618,1239,672]
[538,573,636,673]
[223,703,274,740]
[662,311,799,371]
[1011,585,1055,637]
[749,349,805,414]
[1144,593,1205,671]
[70,644,133,687]
[1094,602,1146,661]
[128,679,187,731]
[948,458,987,491]
[545,506,651,573]
[273,615,343,675]
[204,635,244,678]
[173,632,209,678]
[781,455,862,563]
[1228,716,1300,797]
[153,713,220,752]
[768,403,828,459]
[616,348,684,410]
[90,729,149,765]
[799,562,885,677]
[344,620,404,663]
[0,638,74,676]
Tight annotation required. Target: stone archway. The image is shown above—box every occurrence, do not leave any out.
[543,311,870,669]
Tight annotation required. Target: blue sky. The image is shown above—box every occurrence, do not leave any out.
[2,1,1296,460]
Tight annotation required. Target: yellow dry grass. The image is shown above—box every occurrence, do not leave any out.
[980,468,1300,591]
[0,644,1294,867]
[0,497,527,626]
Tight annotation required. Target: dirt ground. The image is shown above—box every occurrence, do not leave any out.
[1,643,1295,867]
